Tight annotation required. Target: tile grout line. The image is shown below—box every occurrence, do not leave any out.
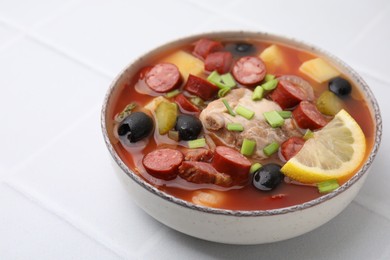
[344,3,390,53]
[135,226,171,258]
[2,180,130,260]
[1,104,102,182]
[352,199,390,224]
[26,33,114,79]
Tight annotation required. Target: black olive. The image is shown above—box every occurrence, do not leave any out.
[175,114,202,141]
[329,77,352,96]
[225,42,256,57]
[235,43,254,53]
[253,163,284,191]
[117,111,154,143]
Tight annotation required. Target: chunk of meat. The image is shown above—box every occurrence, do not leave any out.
[178,161,232,187]
[183,148,213,162]
[199,88,302,159]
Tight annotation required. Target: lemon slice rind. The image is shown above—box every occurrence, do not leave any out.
[281,109,366,183]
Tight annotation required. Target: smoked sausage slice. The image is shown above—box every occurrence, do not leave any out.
[212,146,251,184]
[204,51,233,74]
[175,93,200,113]
[292,101,328,130]
[232,56,266,86]
[184,74,219,100]
[145,63,181,93]
[270,80,308,109]
[280,136,305,161]
[193,38,224,60]
[142,148,184,180]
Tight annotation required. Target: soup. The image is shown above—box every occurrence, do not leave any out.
[107,37,374,211]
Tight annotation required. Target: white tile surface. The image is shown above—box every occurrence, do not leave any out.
[344,5,390,81]
[32,0,214,77]
[0,22,20,48]
[0,0,389,259]
[354,72,390,220]
[227,0,389,57]
[0,0,77,29]
[6,110,164,259]
[0,38,110,172]
[0,183,121,260]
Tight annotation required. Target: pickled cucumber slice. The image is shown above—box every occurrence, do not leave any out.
[155,101,178,135]
[316,90,343,116]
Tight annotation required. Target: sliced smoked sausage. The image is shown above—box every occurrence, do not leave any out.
[212,146,251,184]
[270,80,308,109]
[178,161,232,187]
[193,38,224,60]
[292,101,328,130]
[174,93,200,113]
[145,63,181,93]
[142,148,184,180]
[204,51,233,74]
[184,74,219,100]
[280,136,305,161]
[232,56,266,86]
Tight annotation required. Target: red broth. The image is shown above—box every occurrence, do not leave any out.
[108,38,374,211]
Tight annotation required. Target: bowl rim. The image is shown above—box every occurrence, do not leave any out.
[101,31,382,217]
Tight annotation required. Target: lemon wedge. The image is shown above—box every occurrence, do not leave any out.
[281,109,366,183]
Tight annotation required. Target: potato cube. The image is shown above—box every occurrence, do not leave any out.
[299,58,340,83]
[163,50,204,81]
[259,44,286,72]
[191,190,226,208]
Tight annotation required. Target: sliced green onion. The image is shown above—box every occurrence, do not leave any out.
[220,73,236,88]
[250,162,262,174]
[263,111,284,128]
[114,102,137,122]
[222,99,236,116]
[241,139,256,156]
[263,141,279,156]
[165,89,180,98]
[252,86,265,101]
[236,105,254,120]
[207,70,221,85]
[188,138,206,149]
[208,71,236,89]
[317,179,339,193]
[168,130,180,141]
[261,79,279,91]
[278,110,292,119]
[190,96,204,107]
[218,87,231,98]
[227,123,244,132]
[264,74,276,82]
[303,129,314,140]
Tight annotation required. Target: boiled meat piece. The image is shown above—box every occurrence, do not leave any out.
[199,88,302,159]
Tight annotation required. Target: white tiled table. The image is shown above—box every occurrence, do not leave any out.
[0,1,389,259]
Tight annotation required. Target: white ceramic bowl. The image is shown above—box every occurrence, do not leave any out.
[101,31,382,245]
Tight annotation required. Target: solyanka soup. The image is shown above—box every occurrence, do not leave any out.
[106,36,374,211]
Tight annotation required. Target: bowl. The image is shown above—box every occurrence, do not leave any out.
[101,31,382,244]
